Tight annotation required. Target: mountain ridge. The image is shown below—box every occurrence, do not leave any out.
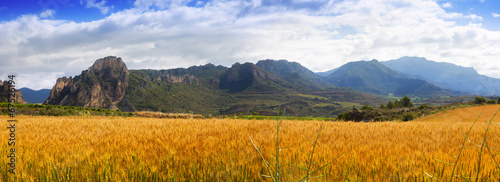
[40,56,500,117]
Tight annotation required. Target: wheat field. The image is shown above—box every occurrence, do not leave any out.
[1,105,500,181]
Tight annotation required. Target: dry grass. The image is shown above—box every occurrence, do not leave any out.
[0,105,500,181]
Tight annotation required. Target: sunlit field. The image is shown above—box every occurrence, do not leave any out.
[2,105,500,181]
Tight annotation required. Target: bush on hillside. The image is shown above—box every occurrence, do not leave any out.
[473,96,487,104]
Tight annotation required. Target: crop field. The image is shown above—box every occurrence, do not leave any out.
[2,105,500,181]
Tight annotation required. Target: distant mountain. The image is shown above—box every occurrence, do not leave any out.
[256,59,331,90]
[382,57,500,95]
[321,60,452,97]
[18,88,50,104]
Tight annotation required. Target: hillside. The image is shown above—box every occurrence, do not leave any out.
[383,57,500,95]
[321,60,452,97]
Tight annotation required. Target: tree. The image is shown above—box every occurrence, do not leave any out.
[379,104,385,109]
[387,101,394,109]
[473,96,486,104]
[401,95,414,108]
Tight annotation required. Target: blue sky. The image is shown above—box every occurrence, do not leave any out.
[0,0,500,90]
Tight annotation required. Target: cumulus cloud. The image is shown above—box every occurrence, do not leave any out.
[2,0,500,90]
[442,2,452,8]
[80,0,113,14]
[493,12,500,18]
[39,9,55,18]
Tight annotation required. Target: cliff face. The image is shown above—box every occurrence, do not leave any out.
[0,80,26,104]
[44,56,129,109]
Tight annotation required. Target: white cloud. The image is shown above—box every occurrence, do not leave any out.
[493,12,500,18]
[39,9,55,18]
[2,0,500,90]
[80,0,113,14]
[442,2,452,8]
[465,14,483,21]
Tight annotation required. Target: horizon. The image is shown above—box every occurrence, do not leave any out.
[1,0,500,90]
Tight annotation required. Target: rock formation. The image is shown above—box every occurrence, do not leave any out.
[0,80,26,104]
[44,56,129,109]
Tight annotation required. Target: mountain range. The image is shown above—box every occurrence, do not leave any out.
[13,56,500,117]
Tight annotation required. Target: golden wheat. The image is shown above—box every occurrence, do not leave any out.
[0,105,499,181]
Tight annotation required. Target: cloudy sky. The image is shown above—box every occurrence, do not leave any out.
[1,0,500,90]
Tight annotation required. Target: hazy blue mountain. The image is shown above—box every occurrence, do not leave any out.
[256,59,332,89]
[382,56,500,95]
[19,88,51,104]
[323,59,452,97]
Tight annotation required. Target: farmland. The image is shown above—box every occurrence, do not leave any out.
[2,105,500,181]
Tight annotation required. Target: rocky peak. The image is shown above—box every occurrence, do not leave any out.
[44,56,129,109]
[89,56,129,75]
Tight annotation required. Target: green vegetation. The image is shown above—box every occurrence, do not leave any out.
[380,95,413,109]
[474,96,487,104]
[0,103,132,117]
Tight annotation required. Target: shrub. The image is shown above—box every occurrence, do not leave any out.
[486,99,497,104]
[473,96,487,104]
[417,103,430,110]
[402,113,416,121]
[360,105,374,110]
